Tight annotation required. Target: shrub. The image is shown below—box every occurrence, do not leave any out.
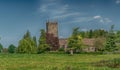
[58,47,64,51]
[8,44,16,53]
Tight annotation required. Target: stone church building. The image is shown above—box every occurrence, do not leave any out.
[46,21,95,52]
[46,21,59,51]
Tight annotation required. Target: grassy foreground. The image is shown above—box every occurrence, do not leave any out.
[0,53,120,70]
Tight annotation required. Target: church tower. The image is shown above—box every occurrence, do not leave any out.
[46,21,58,37]
[46,21,59,51]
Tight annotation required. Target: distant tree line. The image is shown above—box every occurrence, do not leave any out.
[80,29,108,38]
[0,25,120,54]
[0,29,50,54]
[17,29,50,54]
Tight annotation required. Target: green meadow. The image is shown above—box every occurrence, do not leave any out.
[0,53,120,70]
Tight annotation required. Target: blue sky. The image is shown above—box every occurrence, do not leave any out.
[0,0,120,47]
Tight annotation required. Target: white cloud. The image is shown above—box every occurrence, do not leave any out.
[38,0,82,20]
[38,0,112,25]
[52,4,69,15]
[100,19,104,23]
[99,18,112,23]
[39,5,47,12]
[53,12,80,18]
[39,3,58,12]
[64,16,95,24]
[116,0,120,4]
[39,0,69,16]
[39,0,100,24]
[104,18,112,23]
[74,17,94,23]
[93,15,112,23]
[93,15,101,19]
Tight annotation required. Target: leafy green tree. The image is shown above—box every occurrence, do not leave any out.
[94,38,106,52]
[38,29,50,53]
[17,30,37,54]
[80,31,85,38]
[33,36,37,47]
[68,27,83,55]
[105,25,117,52]
[115,31,120,43]
[0,43,3,53]
[23,30,31,39]
[8,44,16,53]
[89,29,93,38]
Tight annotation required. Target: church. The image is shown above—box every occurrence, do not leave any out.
[46,21,96,52]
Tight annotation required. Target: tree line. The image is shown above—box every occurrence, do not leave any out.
[80,29,108,38]
[67,25,120,55]
[0,29,50,54]
[0,25,120,54]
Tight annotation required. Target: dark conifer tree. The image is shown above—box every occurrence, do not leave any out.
[105,25,117,52]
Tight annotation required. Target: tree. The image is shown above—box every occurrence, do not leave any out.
[89,29,93,38]
[68,27,83,55]
[105,25,117,52]
[115,31,120,43]
[2,48,8,53]
[38,29,50,53]
[94,38,106,52]
[17,30,37,54]
[8,44,16,53]
[0,43,3,53]
[80,31,85,38]
[33,36,37,47]
[23,30,31,39]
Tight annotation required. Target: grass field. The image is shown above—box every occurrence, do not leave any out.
[0,53,120,70]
